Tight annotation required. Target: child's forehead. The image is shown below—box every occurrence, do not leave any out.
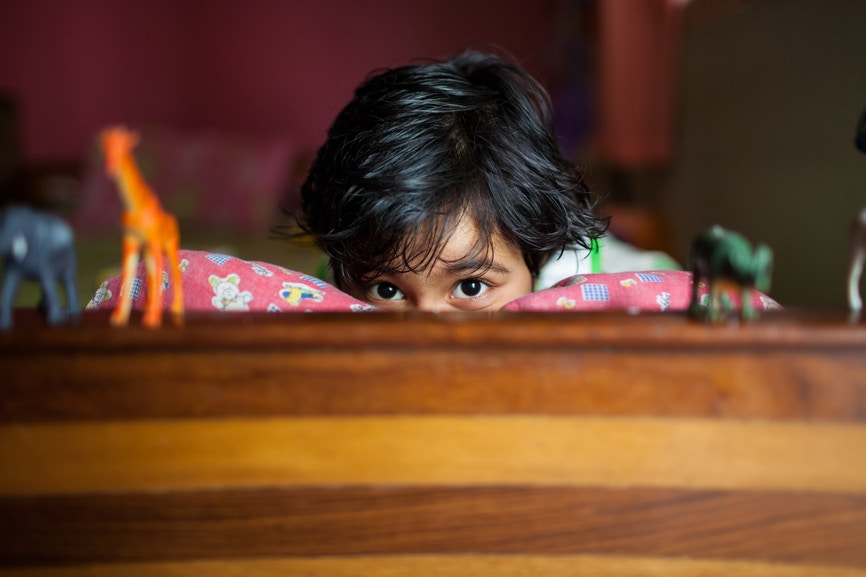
[433,215,489,261]
[388,212,511,275]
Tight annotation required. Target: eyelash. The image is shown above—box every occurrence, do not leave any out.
[453,278,490,299]
[366,277,493,302]
[369,282,403,301]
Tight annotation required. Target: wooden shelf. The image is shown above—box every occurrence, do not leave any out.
[1,310,865,575]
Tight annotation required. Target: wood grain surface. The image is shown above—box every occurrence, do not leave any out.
[1,310,865,574]
[2,310,865,423]
[3,556,866,577]
[2,416,865,495]
[2,487,865,566]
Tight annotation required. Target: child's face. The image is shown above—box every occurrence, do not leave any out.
[351,216,533,312]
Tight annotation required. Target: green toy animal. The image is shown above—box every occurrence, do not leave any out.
[688,225,773,322]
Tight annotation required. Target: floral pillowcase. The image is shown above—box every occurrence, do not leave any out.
[87,250,779,315]
[87,249,374,313]
[503,270,780,312]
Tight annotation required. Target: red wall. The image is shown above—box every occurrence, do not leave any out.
[0,1,190,163]
[0,0,556,164]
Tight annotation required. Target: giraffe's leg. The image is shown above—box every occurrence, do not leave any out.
[164,218,184,326]
[142,249,156,315]
[110,235,141,327]
[142,242,164,328]
[169,251,184,326]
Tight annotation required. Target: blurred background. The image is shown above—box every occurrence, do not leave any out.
[1,0,864,307]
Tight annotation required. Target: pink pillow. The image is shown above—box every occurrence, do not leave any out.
[87,259,779,315]
[504,270,780,313]
[86,250,375,313]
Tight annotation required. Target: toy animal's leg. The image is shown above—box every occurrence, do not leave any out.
[741,288,757,321]
[848,208,866,313]
[688,270,705,319]
[707,282,721,323]
[703,281,713,321]
[848,246,864,312]
[167,249,184,326]
[164,218,184,326]
[688,273,700,316]
[142,250,157,319]
[63,255,80,321]
[142,244,164,329]
[110,235,141,327]
[37,267,64,325]
[0,266,22,330]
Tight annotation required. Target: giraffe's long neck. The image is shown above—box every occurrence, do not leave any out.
[113,154,152,214]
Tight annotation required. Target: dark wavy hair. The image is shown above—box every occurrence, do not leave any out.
[291,50,608,291]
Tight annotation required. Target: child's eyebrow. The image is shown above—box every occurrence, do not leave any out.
[444,257,511,277]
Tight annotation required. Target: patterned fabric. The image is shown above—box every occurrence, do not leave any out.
[580,284,611,302]
[503,270,781,313]
[86,250,375,313]
[87,252,780,315]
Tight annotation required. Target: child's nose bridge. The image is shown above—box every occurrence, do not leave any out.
[412,292,449,313]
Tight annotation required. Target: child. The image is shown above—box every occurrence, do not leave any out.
[291,50,675,312]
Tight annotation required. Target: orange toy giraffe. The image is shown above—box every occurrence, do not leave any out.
[102,126,184,328]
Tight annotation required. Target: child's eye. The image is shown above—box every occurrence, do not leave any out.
[453,279,489,299]
[368,282,405,301]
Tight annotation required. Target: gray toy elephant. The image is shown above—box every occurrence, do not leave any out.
[0,205,79,329]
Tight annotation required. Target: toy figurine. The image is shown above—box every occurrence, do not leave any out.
[688,225,773,322]
[0,205,79,330]
[101,126,184,328]
[850,107,866,316]
[848,207,866,314]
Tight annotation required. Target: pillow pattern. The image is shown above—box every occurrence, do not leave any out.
[86,249,375,313]
[87,256,779,315]
[503,270,780,313]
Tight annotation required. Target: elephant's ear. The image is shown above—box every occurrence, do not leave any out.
[11,234,28,262]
